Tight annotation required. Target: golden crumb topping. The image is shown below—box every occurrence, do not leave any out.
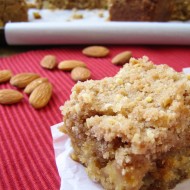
[61,56,190,157]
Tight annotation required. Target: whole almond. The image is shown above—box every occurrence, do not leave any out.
[0,70,12,83]
[71,67,91,82]
[10,73,40,88]
[0,89,23,105]
[82,46,109,58]
[58,60,86,71]
[24,77,49,94]
[112,51,132,65]
[29,82,53,109]
[40,55,57,69]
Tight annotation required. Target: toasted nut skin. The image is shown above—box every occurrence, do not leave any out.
[58,60,86,71]
[29,82,53,109]
[112,51,132,65]
[40,55,57,69]
[0,70,12,83]
[82,46,109,58]
[10,73,40,88]
[24,77,49,94]
[0,89,23,105]
[71,67,91,82]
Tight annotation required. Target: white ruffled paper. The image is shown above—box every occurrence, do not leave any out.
[183,68,190,74]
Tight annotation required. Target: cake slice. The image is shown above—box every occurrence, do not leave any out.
[108,0,171,21]
[108,0,190,21]
[170,0,190,21]
[35,0,108,9]
[61,56,190,190]
[0,0,28,26]
[35,0,190,21]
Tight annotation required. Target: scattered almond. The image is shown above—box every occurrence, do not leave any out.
[40,55,57,70]
[82,46,109,58]
[10,73,40,88]
[112,51,132,65]
[0,70,12,83]
[71,67,91,82]
[0,89,23,105]
[29,82,53,109]
[58,60,86,71]
[24,77,49,94]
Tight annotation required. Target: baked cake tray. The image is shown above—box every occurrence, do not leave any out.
[2,9,190,45]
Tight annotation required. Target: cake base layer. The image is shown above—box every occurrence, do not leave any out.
[70,137,190,190]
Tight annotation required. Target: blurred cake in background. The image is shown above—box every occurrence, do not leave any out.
[109,0,190,21]
[1,0,190,26]
[0,0,28,26]
[170,0,190,21]
[36,0,190,21]
[35,0,108,9]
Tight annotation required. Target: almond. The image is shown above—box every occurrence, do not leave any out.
[58,60,86,71]
[71,67,91,82]
[0,70,12,83]
[112,51,132,65]
[0,89,23,105]
[40,55,57,69]
[29,82,53,109]
[10,73,40,88]
[82,46,109,58]
[24,77,49,94]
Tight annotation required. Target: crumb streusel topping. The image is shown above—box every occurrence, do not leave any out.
[61,56,190,190]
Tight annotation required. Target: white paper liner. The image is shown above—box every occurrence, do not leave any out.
[183,68,190,74]
[51,122,190,190]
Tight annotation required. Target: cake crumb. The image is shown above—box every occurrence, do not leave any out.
[71,13,83,19]
[33,12,42,19]
[145,96,153,103]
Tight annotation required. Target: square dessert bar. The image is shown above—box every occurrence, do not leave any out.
[0,0,28,26]
[35,0,108,9]
[61,57,190,190]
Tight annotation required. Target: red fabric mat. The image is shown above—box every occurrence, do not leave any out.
[0,45,190,190]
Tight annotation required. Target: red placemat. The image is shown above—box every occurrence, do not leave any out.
[0,45,190,190]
